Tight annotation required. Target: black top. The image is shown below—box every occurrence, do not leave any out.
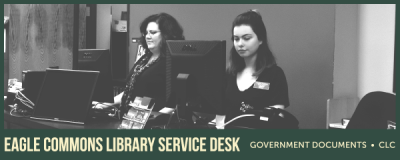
[126,57,166,111]
[222,65,290,121]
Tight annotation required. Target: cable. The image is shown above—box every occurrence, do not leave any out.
[8,91,35,117]
[18,93,34,106]
[222,114,255,127]
[15,97,34,109]
[9,105,30,118]
[10,107,16,116]
[15,91,34,109]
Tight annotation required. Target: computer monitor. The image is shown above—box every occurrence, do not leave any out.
[31,69,99,124]
[167,40,226,115]
[77,49,114,103]
[22,70,46,103]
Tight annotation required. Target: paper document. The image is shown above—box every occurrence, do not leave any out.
[159,107,175,114]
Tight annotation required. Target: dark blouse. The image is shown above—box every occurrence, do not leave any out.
[223,65,290,121]
[121,55,166,113]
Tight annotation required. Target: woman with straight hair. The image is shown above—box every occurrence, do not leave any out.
[216,9,291,129]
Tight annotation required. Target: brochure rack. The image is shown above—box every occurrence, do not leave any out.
[118,97,154,129]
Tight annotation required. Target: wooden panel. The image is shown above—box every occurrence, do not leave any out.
[8,4,75,81]
[78,4,86,49]
[48,4,62,68]
[9,4,20,79]
[5,19,9,95]
[85,4,96,49]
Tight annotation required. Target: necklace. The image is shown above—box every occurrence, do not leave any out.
[134,57,159,73]
[122,54,160,110]
[148,56,159,64]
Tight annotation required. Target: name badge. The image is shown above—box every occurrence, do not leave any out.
[254,81,270,90]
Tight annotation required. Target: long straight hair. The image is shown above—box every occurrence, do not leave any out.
[227,10,276,76]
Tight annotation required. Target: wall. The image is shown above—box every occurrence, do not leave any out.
[7,4,76,80]
[96,4,127,49]
[357,4,395,98]
[5,7,9,95]
[5,4,9,16]
[110,4,126,21]
[96,4,112,49]
[333,4,395,100]
[333,4,359,99]
[129,4,335,129]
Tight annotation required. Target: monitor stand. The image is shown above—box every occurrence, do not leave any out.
[173,73,195,128]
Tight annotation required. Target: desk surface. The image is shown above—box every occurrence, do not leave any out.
[4,110,226,129]
[4,106,253,129]
[4,110,121,129]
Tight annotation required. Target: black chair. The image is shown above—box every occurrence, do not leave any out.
[346,91,396,129]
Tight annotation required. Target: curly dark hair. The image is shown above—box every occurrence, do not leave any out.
[227,9,276,76]
[139,13,185,56]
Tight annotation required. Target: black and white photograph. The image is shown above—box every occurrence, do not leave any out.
[3,4,396,130]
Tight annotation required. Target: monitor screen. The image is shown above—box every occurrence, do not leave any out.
[167,40,226,114]
[22,71,46,103]
[33,69,99,124]
[77,49,114,103]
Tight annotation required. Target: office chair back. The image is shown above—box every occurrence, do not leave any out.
[346,91,395,129]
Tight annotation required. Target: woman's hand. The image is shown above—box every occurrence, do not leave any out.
[270,105,285,110]
[92,101,115,110]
